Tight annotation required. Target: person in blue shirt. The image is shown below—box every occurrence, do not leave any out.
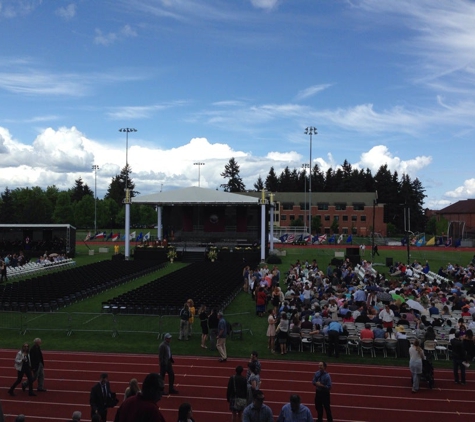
[277,394,313,422]
[312,362,333,422]
[217,312,228,362]
[242,389,274,422]
[326,320,343,358]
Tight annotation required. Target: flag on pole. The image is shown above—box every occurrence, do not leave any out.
[337,234,343,244]
[129,231,136,240]
[106,232,113,241]
[346,235,353,244]
[112,233,120,241]
[95,232,106,239]
[318,234,327,244]
[136,232,143,242]
[143,232,150,241]
[84,231,91,241]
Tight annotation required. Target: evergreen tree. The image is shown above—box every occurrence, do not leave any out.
[253,176,264,191]
[0,187,15,224]
[53,191,74,224]
[105,164,139,207]
[220,158,245,192]
[265,167,279,192]
[70,177,93,203]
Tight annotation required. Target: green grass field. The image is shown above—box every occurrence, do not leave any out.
[1,242,473,368]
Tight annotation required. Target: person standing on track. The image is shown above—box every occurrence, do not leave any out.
[159,333,179,394]
[90,373,117,422]
[22,338,46,393]
[217,312,228,362]
[277,394,313,422]
[242,390,273,422]
[8,342,36,397]
[312,361,333,422]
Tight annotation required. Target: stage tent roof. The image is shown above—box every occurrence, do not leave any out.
[133,187,260,206]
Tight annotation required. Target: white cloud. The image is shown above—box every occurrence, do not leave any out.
[444,178,475,198]
[249,0,280,11]
[56,3,76,20]
[0,0,41,18]
[94,25,137,46]
[295,84,332,101]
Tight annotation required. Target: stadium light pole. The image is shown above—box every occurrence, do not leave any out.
[194,162,205,187]
[301,163,309,233]
[119,128,137,260]
[304,127,317,234]
[92,164,99,235]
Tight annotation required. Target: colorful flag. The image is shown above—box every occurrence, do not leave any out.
[279,234,289,243]
[136,232,143,242]
[95,232,106,239]
[84,231,91,241]
[337,234,343,244]
[106,232,113,241]
[346,235,353,244]
[112,233,120,241]
[129,231,136,240]
[318,234,327,244]
[143,232,150,241]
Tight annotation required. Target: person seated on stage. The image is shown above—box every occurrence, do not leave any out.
[360,324,374,340]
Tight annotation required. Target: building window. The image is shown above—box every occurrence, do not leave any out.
[334,215,339,221]
[352,227,357,234]
[342,215,348,222]
[360,215,366,222]
[298,215,303,220]
[299,202,308,210]
[274,203,280,211]
[324,228,330,234]
[317,203,329,210]
[280,215,287,221]
[289,215,295,221]
[274,214,279,222]
[335,203,347,211]
[353,203,365,211]
[282,202,294,210]
[351,215,357,221]
[324,215,330,221]
[342,227,348,234]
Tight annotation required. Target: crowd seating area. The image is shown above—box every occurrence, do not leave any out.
[0,260,164,313]
[6,258,76,279]
[103,260,258,315]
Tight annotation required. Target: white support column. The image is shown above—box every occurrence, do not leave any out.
[260,189,267,262]
[124,189,131,260]
[156,206,163,240]
[269,193,275,252]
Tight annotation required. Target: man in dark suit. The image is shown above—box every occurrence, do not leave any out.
[159,333,178,394]
[90,373,116,422]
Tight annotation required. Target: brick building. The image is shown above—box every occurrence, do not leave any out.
[242,192,385,236]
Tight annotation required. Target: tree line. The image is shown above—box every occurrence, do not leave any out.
[221,158,428,234]
[0,158,430,234]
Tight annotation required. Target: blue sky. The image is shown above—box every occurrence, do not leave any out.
[0,0,474,209]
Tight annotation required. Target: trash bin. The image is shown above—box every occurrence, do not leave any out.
[386,257,393,267]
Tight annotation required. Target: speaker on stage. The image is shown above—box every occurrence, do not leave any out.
[112,253,125,261]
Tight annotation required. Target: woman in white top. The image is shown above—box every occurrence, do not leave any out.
[409,339,425,393]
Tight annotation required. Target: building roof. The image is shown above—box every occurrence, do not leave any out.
[133,186,260,206]
[437,199,475,214]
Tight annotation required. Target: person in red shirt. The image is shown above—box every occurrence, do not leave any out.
[360,324,375,340]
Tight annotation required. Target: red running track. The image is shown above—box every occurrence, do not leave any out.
[1,349,474,421]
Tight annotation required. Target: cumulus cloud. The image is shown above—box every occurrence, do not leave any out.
[445,178,475,198]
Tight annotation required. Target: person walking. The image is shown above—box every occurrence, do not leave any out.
[217,312,228,362]
[90,373,117,422]
[159,333,179,394]
[187,299,195,339]
[312,361,333,422]
[198,304,209,349]
[8,342,36,397]
[22,338,46,392]
[277,394,313,422]
[409,339,424,393]
[227,365,248,422]
[451,331,467,384]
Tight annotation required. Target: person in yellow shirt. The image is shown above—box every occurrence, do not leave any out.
[187,299,195,339]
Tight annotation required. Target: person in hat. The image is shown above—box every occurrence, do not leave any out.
[395,325,407,340]
[159,333,179,394]
[90,373,117,422]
